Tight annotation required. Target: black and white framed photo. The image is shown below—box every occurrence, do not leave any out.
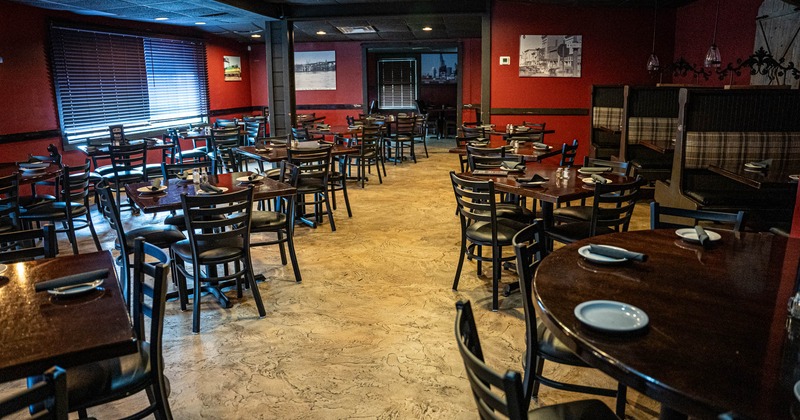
[519,35,582,78]
[295,51,337,91]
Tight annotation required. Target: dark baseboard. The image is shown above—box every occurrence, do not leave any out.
[491,108,589,116]
[296,104,364,111]
[0,129,61,145]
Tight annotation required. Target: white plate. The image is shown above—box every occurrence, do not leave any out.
[789,174,800,181]
[582,177,612,185]
[137,185,167,194]
[578,167,612,174]
[0,264,6,275]
[197,186,229,194]
[578,245,628,264]
[19,162,49,170]
[574,300,649,332]
[744,162,767,169]
[794,380,800,402]
[675,228,722,243]
[47,279,104,296]
[236,175,263,183]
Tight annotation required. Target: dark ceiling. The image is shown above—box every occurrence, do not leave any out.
[9,0,693,43]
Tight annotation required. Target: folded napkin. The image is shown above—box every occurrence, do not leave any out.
[747,158,773,168]
[695,225,710,248]
[532,142,548,148]
[517,174,548,183]
[591,174,610,184]
[588,245,648,262]
[199,182,223,193]
[34,269,109,292]
[247,173,260,181]
[580,166,612,173]
[501,161,525,171]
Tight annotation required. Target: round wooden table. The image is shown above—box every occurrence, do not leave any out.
[534,229,800,419]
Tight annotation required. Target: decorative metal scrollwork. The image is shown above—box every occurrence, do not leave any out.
[651,47,800,85]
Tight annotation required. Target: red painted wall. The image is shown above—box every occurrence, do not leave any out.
[672,0,762,87]
[207,39,253,119]
[295,42,364,126]
[462,38,482,123]
[250,44,269,109]
[490,1,676,161]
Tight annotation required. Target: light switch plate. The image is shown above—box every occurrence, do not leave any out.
[499,56,510,65]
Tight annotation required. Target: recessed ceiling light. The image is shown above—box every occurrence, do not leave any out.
[316,30,327,35]
[251,34,261,38]
[422,26,433,31]
[195,22,206,25]
[154,17,168,21]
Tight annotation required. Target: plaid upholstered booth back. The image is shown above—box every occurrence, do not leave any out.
[627,117,678,145]
[684,132,800,169]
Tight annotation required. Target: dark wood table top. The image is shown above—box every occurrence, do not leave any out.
[449,141,561,163]
[0,251,136,382]
[308,125,360,137]
[234,144,357,163]
[0,161,62,185]
[534,229,800,419]
[709,162,800,189]
[125,171,297,214]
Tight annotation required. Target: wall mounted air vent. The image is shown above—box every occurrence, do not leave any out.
[336,25,377,34]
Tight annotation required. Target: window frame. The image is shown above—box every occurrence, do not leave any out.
[377,58,417,110]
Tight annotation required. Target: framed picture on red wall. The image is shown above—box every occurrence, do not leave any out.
[519,35,582,78]
[295,51,337,91]
[224,56,242,81]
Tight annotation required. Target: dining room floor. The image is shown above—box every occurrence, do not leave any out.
[2,138,660,419]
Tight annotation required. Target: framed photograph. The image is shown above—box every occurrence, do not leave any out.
[421,53,457,84]
[224,56,242,81]
[295,51,336,91]
[519,35,582,78]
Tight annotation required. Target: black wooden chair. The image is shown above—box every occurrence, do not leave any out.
[95,179,185,305]
[172,187,265,333]
[454,300,620,420]
[105,142,147,213]
[54,238,173,419]
[19,144,63,208]
[0,173,20,233]
[350,124,384,187]
[209,127,242,174]
[0,224,57,263]
[559,139,579,167]
[513,223,627,418]
[213,118,238,128]
[385,115,417,164]
[650,202,746,231]
[553,157,633,223]
[160,160,215,231]
[1,366,67,419]
[20,160,102,254]
[251,161,302,283]
[288,145,336,231]
[546,176,645,248]
[450,172,529,311]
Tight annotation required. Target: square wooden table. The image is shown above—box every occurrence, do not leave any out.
[0,251,136,382]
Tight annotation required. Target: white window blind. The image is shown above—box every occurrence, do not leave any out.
[50,24,209,144]
[378,59,416,109]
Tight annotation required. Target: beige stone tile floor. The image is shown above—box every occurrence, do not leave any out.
[1,138,661,419]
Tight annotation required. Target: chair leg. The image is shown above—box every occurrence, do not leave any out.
[245,255,266,318]
[86,213,102,251]
[615,383,627,418]
[286,233,302,283]
[277,231,288,265]
[192,264,202,334]
[341,178,352,217]
[452,230,467,291]
[491,245,500,311]
[66,219,79,255]
[323,190,336,232]
[532,356,545,400]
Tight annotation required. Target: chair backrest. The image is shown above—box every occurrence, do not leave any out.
[181,187,254,263]
[455,300,528,420]
[0,366,67,419]
[131,237,170,383]
[512,222,548,403]
[368,100,379,114]
[395,116,416,136]
[583,157,632,176]
[560,139,579,167]
[461,125,487,139]
[108,142,147,177]
[467,145,506,158]
[0,173,20,231]
[244,121,261,145]
[211,127,241,150]
[95,179,126,251]
[161,161,213,181]
[450,172,501,232]
[291,126,312,141]
[359,125,381,157]
[214,118,238,128]
[469,154,524,171]
[414,99,428,114]
[60,160,92,205]
[0,224,57,263]
[287,146,332,190]
[589,176,646,236]
[650,202,746,231]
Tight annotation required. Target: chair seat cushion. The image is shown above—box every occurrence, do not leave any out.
[18,195,56,209]
[527,399,618,420]
[103,169,144,180]
[546,222,615,244]
[65,341,151,409]
[552,206,592,222]
[171,237,244,264]
[251,210,287,229]
[19,201,87,220]
[536,319,586,365]
[124,226,185,249]
[466,218,529,244]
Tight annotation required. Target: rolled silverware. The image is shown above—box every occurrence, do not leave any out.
[591,174,610,184]
[588,244,648,262]
[34,269,109,292]
[695,225,710,247]
[199,182,222,193]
